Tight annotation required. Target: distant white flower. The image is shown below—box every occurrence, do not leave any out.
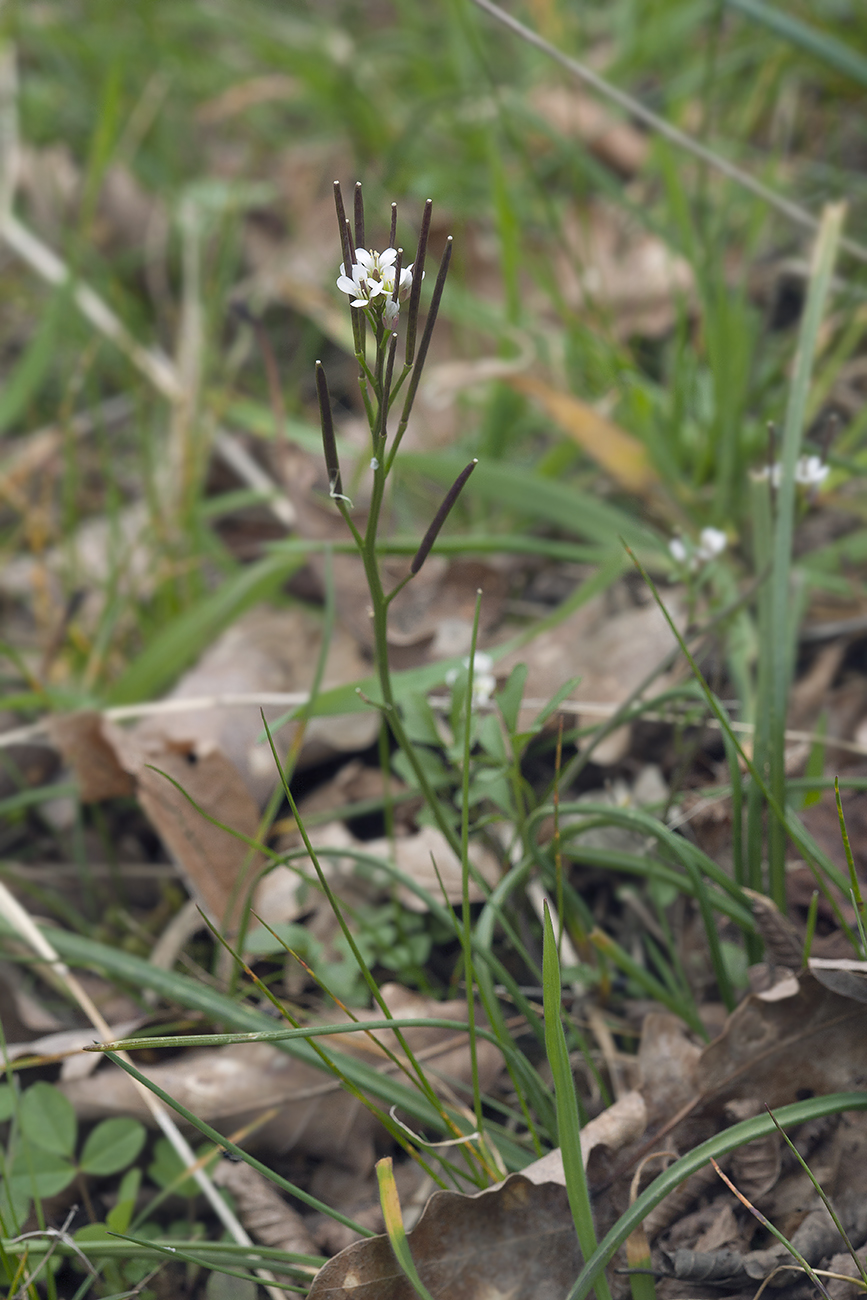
[445,651,496,708]
[337,246,415,317]
[669,527,727,573]
[795,455,830,487]
[754,455,829,490]
[696,527,727,561]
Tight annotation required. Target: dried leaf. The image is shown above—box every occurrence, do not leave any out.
[508,374,658,495]
[529,85,649,176]
[696,967,867,1110]
[307,1174,580,1300]
[211,1159,318,1256]
[496,588,686,764]
[48,711,134,802]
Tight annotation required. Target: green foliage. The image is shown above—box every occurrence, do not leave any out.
[0,1079,145,1234]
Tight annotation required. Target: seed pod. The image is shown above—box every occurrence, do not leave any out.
[405,199,433,367]
[353,180,365,251]
[401,235,452,426]
[333,181,355,278]
[315,361,343,500]
[411,459,478,575]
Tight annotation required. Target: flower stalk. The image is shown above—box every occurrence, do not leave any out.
[316,184,471,861]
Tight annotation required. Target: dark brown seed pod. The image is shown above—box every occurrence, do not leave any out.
[410,459,478,575]
[405,199,433,367]
[401,234,452,431]
[315,360,343,500]
[333,182,355,277]
[380,332,397,440]
[354,181,365,251]
[388,202,398,252]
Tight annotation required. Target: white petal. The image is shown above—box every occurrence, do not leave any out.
[668,538,687,563]
[355,248,373,268]
[350,296,370,308]
[698,527,727,557]
[337,275,359,295]
[379,247,398,267]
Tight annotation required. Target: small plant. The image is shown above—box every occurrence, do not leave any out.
[0,1078,145,1235]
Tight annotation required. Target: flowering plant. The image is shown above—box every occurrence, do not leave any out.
[314,181,477,860]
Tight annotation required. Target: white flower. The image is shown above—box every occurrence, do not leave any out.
[753,455,829,490]
[337,246,415,316]
[795,455,830,487]
[696,527,727,561]
[669,527,726,572]
[445,652,496,708]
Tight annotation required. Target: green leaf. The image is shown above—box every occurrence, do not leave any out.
[106,1166,142,1234]
[19,1082,77,1157]
[724,0,867,88]
[80,1117,146,1175]
[9,1146,76,1201]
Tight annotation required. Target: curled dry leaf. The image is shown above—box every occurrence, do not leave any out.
[307,1174,580,1300]
[695,964,867,1110]
[50,604,382,924]
[211,1159,318,1258]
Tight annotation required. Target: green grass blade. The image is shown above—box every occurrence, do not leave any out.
[768,203,845,907]
[724,0,867,88]
[376,1157,437,1300]
[542,903,611,1300]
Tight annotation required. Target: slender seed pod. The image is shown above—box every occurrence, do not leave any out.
[315,361,343,500]
[388,202,398,252]
[410,459,478,575]
[354,181,365,251]
[405,199,432,367]
[380,332,398,441]
[390,247,403,303]
[399,235,452,431]
[333,182,354,277]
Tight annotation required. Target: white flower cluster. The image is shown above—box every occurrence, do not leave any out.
[669,526,727,572]
[445,652,496,708]
[754,455,830,489]
[337,247,415,325]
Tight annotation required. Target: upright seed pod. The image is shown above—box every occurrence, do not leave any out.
[411,460,478,574]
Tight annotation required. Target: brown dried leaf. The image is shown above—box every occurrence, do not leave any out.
[132,604,379,803]
[48,711,134,802]
[696,966,867,1110]
[211,1159,318,1257]
[553,202,695,339]
[529,85,649,176]
[307,1174,580,1300]
[496,588,686,764]
[508,374,659,496]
